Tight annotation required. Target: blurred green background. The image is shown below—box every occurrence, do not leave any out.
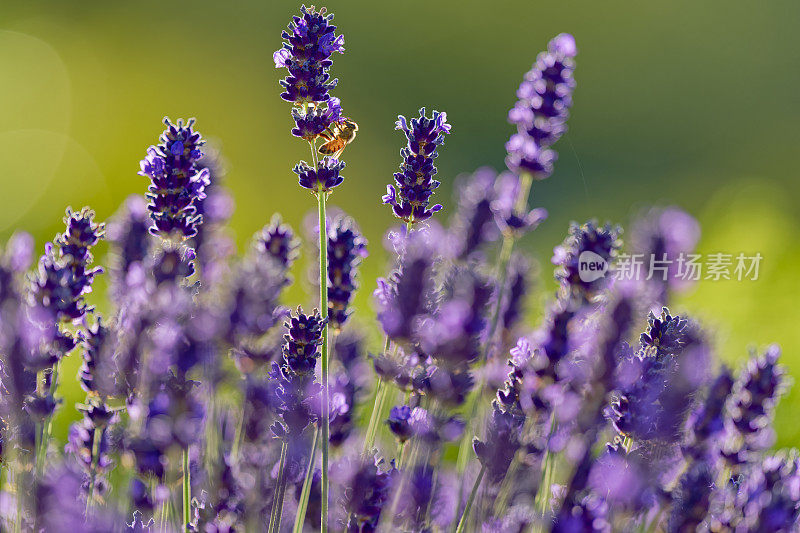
[1,1,798,445]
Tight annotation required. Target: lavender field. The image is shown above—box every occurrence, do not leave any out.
[0,4,798,532]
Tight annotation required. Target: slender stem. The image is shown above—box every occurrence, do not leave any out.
[363,379,388,454]
[36,361,62,476]
[534,413,558,523]
[268,441,288,533]
[455,465,486,533]
[230,401,245,462]
[182,446,191,531]
[293,426,320,533]
[396,441,407,469]
[362,337,392,454]
[515,171,534,212]
[317,190,331,533]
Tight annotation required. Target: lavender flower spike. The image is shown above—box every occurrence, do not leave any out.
[139,117,210,240]
[506,33,577,179]
[327,215,367,330]
[294,156,345,193]
[272,307,326,440]
[383,108,452,224]
[274,5,344,104]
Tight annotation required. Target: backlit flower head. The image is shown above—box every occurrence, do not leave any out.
[492,172,548,237]
[450,167,499,260]
[472,400,525,483]
[552,220,621,302]
[293,156,345,193]
[274,5,344,104]
[383,108,451,224]
[327,215,367,329]
[139,117,210,240]
[291,97,342,141]
[506,33,577,179]
[255,215,300,271]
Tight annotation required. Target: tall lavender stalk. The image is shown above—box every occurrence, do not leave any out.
[455,32,577,491]
[275,6,346,530]
[138,116,210,531]
[31,207,105,475]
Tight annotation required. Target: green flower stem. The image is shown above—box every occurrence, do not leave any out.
[182,446,191,531]
[268,441,288,533]
[363,379,389,454]
[36,360,62,476]
[317,188,331,533]
[533,412,557,525]
[293,425,320,533]
[362,337,392,454]
[396,440,408,469]
[455,464,486,533]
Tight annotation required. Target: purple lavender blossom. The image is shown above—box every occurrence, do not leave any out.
[506,33,577,179]
[294,156,345,193]
[146,240,196,285]
[327,216,367,330]
[724,345,787,464]
[291,97,342,140]
[139,118,210,239]
[65,401,117,502]
[500,253,531,338]
[255,215,299,272]
[551,495,609,533]
[193,145,236,289]
[491,172,548,237]
[274,5,344,104]
[33,207,105,325]
[450,167,500,260]
[342,456,396,532]
[611,309,709,444]
[387,405,414,443]
[78,317,108,394]
[552,220,621,302]
[629,207,701,303]
[272,308,325,440]
[666,461,714,532]
[472,400,525,483]
[107,195,152,298]
[684,367,734,457]
[330,331,369,447]
[374,228,438,345]
[418,266,492,370]
[734,453,800,531]
[225,229,292,344]
[383,108,451,224]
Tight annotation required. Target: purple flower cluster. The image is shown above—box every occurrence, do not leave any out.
[327,216,367,330]
[383,108,452,224]
[274,5,344,104]
[294,157,346,193]
[139,118,210,240]
[506,33,577,179]
[32,207,105,327]
[271,308,325,440]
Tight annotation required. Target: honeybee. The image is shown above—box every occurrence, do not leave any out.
[319,118,358,158]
